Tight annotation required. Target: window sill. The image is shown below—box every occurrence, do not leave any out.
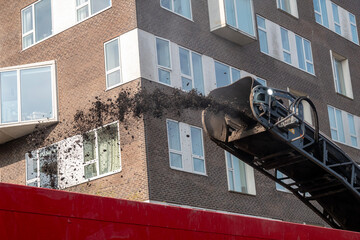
[277,8,299,20]
[228,189,256,196]
[335,92,354,100]
[160,6,193,22]
[170,166,207,176]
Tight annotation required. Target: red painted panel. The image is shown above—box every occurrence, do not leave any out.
[0,183,359,239]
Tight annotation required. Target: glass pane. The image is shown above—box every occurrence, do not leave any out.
[284,52,291,64]
[215,62,230,88]
[233,155,247,193]
[281,28,290,51]
[191,52,204,95]
[34,0,52,42]
[170,152,182,168]
[90,0,111,14]
[179,48,191,76]
[331,129,338,141]
[281,0,291,13]
[257,15,265,29]
[351,137,358,147]
[39,145,58,189]
[231,68,240,83]
[334,59,345,95]
[276,171,287,191]
[306,62,314,74]
[335,25,341,34]
[258,30,268,54]
[83,131,96,162]
[295,36,305,70]
[303,40,312,62]
[22,6,33,34]
[26,151,38,181]
[332,4,339,23]
[182,77,192,92]
[167,121,181,151]
[328,106,336,129]
[256,78,267,86]
[348,114,356,135]
[84,163,97,179]
[77,5,89,22]
[228,169,234,190]
[315,13,322,24]
[351,25,359,44]
[349,13,356,24]
[107,70,121,88]
[156,38,171,68]
[236,0,254,36]
[320,0,329,28]
[193,158,205,173]
[1,71,18,123]
[27,181,38,187]
[226,152,232,168]
[98,123,120,175]
[313,0,320,12]
[158,68,171,85]
[160,0,172,10]
[335,109,345,143]
[23,33,34,49]
[105,39,120,71]
[224,0,236,27]
[191,127,203,157]
[173,0,191,19]
[20,66,53,121]
[77,0,88,6]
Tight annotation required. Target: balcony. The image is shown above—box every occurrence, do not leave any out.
[208,0,257,45]
[0,61,58,144]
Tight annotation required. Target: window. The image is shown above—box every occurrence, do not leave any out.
[104,38,121,89]
[257,16,269,54]
[179,47,205,94]
[281,28,291,64]
[331,3,341,34]
[349,13,359,45]
[277,0,298,18]
[83,122,121,179]
[0,63,55,124]
[330,51,353,98]
[156,38,172,85]
[21,0,52,49]
[224,0,255,36]
[275,171,291,192]
[167,120,206,175]
[328,106,346,143]
[295,35,314,74]
[76,0,111,22]
[160,0,192,20]
[214,62,241,88]
[313,0,329,28]
[348,114,358,148]
[256,77,267,86]
[26,145,58,189]
[225,152,256,194]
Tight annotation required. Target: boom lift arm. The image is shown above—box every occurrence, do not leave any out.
[202,77,360,231]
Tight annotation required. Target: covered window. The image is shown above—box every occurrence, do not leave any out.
[26,145,58,189]
[156,38,172,85]
[330,51,353,98]
[295,35,314,74]
[167,120,206,175]
[104,38,121,89]
[277,0,298,18]
[160,0,192,20]
[224,0,255,36]
[21,0,52,49]
[226,152,256,195]
[0,64,55,124]
[76,0,111,22]
[83,122,121,179]
[179,47,205,94]
[257,16,269,54]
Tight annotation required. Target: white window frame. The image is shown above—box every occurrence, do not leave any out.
[328,106,343,143]
[76,0,112,23]
[21,0,53,50]
[313,0,328,27]
[160,0,193,21]
[155,37,172,86]
[331,2,341,34]
[257,15,269,54]
[280,27,292,64]
[329,50,353,99]
[82,121,121,181]
[225,151,256,195]
[295,35,315,75]
[178,46,204,94]
[104,37,122,90]
[0,61,57,125]
[349,13,359,45]
[348,113,358,148]
[214,61,241,88]
[224,0,256,37]
[166,119,206,175]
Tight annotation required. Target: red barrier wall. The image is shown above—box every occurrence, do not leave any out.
[0,183,359,239]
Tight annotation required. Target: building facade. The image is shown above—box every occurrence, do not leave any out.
[0,0,359,227]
